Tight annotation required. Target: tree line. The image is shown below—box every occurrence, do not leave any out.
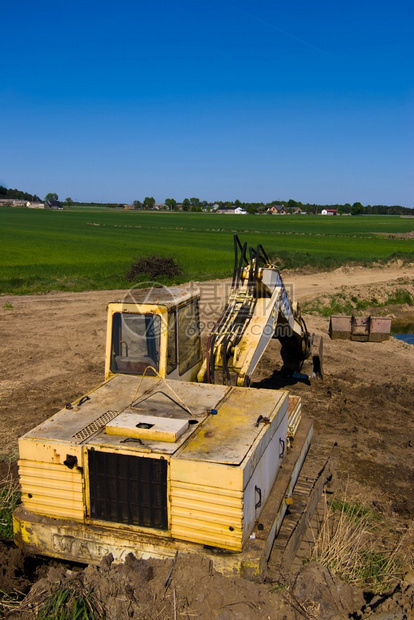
[132,197,413,216]
[0,185,40,202]
[1,186,412,215]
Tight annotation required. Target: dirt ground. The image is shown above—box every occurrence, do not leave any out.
[0,263,413,618]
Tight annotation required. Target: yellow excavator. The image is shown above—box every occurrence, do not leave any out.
[13,236,323,578]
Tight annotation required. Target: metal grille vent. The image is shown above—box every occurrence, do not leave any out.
[73,410,119,440]
[88,451,168,530]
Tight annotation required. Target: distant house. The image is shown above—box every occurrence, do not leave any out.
[153,203,166,210]
[26,201,45,209]
[216,205,234,214]
[321,208,337,215]
[45,200,63,209]
[216,205,247,215]
[267,205,286,214]
[0,199,27,206]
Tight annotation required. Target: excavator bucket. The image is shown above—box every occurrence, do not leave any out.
[311,334,323,378]
[329,315,391,342]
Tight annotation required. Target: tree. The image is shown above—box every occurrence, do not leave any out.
[189,197,200,206]
[143,196,155,210]
[182,198,190,211]
[45,193,58,201]
[133,200,143,209]
[165,198,177,211]
[64,197,73,207]
[351,201,364,216]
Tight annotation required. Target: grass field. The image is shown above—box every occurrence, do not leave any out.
[0,208,413,294]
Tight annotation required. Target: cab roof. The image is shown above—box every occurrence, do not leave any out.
[108,286,200,310]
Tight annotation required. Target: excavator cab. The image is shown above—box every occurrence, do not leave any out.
[104,287,202,382]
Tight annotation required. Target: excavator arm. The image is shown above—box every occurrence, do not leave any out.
[197,235,322,386]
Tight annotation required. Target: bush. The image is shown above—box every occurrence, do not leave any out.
[126,255,183,282]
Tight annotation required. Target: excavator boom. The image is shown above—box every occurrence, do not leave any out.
[198,235,322,386]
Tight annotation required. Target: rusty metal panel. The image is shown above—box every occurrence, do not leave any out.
[170,479,243,550]
[170,458,242,491]
[19,460,84,521]
[170,390,289,551]
[329,315,352,339]
[369,317,392,341]
[18,438,83,463]
[175,388,287,465]
[351,316,370,341]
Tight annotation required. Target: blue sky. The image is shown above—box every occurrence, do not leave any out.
[1,0,413,205]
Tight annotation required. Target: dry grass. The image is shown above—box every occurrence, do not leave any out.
[311,494,414,592]
[35,580,105,620]
[0,435,19,464]
[0,468,20,538]
[0,588,25,616]
[11,577,107,620]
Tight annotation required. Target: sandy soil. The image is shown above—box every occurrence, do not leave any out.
[1,264,413,618]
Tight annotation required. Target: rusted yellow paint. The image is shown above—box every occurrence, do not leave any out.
[18,459,84,520]
[14,371,292,565]
[18,438,83,463]
[13,506,265,577]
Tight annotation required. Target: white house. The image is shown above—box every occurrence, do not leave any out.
[216,205,247,215]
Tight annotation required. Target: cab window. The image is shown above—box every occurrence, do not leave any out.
[166,310,177,375]
[110,313,161,375]
[177,301,201,375]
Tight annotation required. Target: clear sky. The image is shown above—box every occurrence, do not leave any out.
[1,0,413,206]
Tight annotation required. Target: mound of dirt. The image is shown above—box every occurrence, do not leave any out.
[0,540,48,602]
[9,552,414,619]
[9,552,367,620]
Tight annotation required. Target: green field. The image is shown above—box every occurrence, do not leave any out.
[0,208,413,294]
